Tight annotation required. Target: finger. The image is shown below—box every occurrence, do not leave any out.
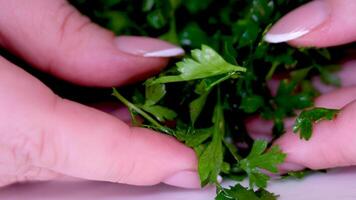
[312,60,356,93]
[0,57,198,188]
[246,86,356,141]
[0,167,62,187]
[246,61,356,138]
[275,87,356,171]
[90,102,132,124]
[245,116,294,141]
[265,0,356,47]
[0,0,184,87]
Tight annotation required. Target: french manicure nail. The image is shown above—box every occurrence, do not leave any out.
[264,1,330,43]
[115,36,184,57]
[162,170,201,189]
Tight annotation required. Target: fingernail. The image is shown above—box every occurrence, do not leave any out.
[264,1,330,43]
[162,170,201,189]
[115,36,185,57]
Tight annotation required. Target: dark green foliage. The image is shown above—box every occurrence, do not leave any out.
[69,0,344,198]
[216,184,279,200]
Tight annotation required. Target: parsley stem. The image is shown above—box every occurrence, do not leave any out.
[266,62,279,80]
[112,88,173,135]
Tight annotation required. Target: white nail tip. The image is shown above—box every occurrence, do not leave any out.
[143,48,185,57]
[264,30,309,43]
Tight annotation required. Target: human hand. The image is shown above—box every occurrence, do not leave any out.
[249,0,356,171]
[0,0,199,188]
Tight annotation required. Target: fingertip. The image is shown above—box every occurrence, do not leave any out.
[162,170,201,189]
[245,116,273,141]
[265,0,356,47]
[264,1,329,44]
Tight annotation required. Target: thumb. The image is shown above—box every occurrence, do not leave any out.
[0,0,184,86]
[264,0,356,47]
[0,57,198,188]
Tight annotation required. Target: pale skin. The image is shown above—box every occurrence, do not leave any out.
[0,0,355,189]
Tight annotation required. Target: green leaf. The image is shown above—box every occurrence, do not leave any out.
[150,45,246,84]
[282,170,312,180]
[216,184,260,200]
[112,88,174,135]
[293,107,339,140]
[239,140,286,188]
[177,128,213,147]
[240,95,264,113]
[257,188,279,200]
[141,105,177,122]
[318,65,341,87]
[216,184,278,200]
[183,0,213,13]
[198,99,225,186]
[147,9,167,29]
[144,83,166,106]
[179,23,210,48]
[198,134,223,186]
[190,92,209,124]
[142,0,155,11]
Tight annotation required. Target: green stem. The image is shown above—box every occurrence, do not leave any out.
[112,88,172,135]
[266,62,279,80]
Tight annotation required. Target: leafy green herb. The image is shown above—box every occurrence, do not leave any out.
[112,88,174,135]
[149,45,246,84]
[141,83,177,121]
[282,170,312,180]
[216,184,278,200]
[69,0,345,198]
[239,140,286,188]
[198,93,225,186]
[240,95,264,113]
[293,107,340,140]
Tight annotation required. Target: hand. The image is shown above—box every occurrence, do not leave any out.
[0,0,199,188]
[251,0,356,171]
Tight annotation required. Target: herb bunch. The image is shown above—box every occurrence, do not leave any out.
[71,0,343,199]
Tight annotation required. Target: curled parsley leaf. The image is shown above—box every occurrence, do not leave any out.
[293,107,340,140]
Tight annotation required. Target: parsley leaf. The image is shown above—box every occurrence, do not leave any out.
[150,45,246,84]
[216,184,278,200]
[144,83,166,106]
[239,140,286,188]
[293,107,339,140]
[198,94,225,186]
[240,95,264,113]
[139,83,177,121]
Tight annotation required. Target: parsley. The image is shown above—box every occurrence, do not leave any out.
[149,45,246,84]
[216,184,278,200]
[142,83,177,122]
[198,97,225,186]
[239,140,286,188]
[293,107,339,140]
[69,0,345,199]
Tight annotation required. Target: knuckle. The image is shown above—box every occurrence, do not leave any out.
[8,132,39,165]
[55,2,93,46]
[8,126,59,169]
